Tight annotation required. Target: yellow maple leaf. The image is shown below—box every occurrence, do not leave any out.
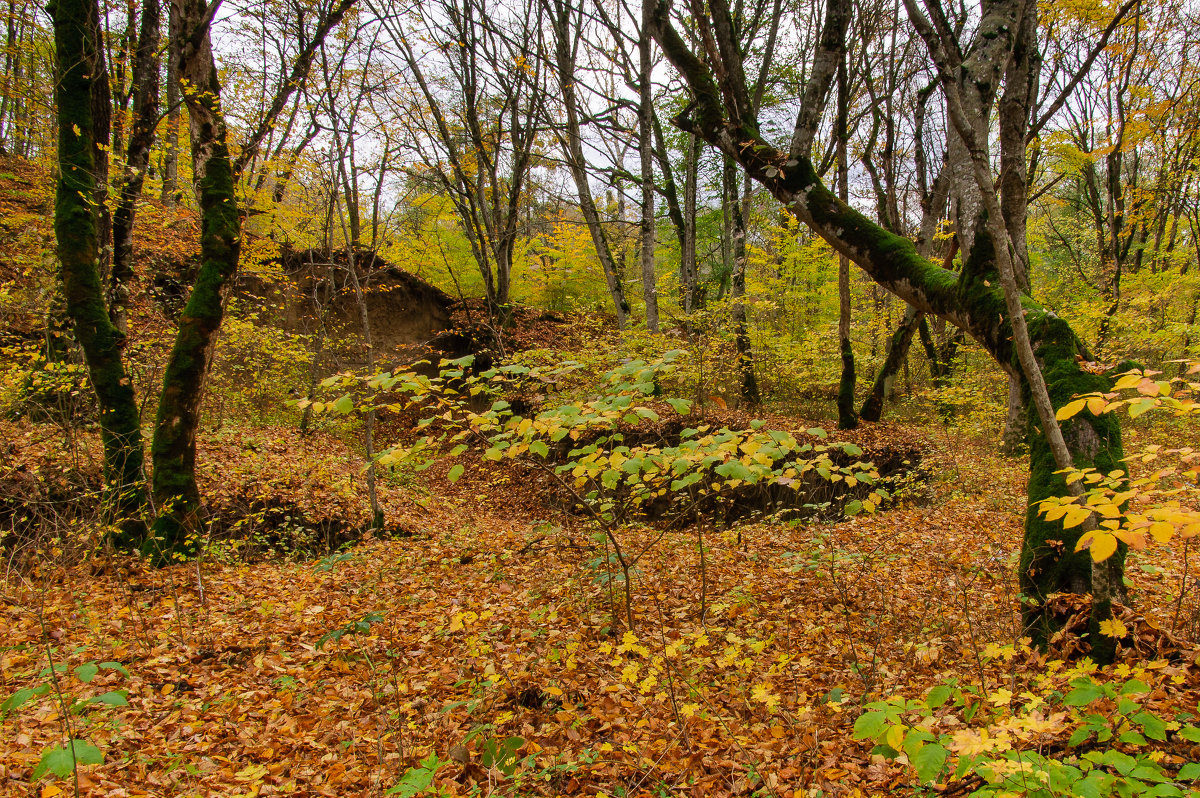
[989,688,1014,706]
[751,683,781,712]
[1099,618,1129,638]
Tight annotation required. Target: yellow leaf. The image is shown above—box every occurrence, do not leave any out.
[990,688,1014,706]
[1098,618,1128,638]
[886,724,906,750]
[1077,530,1119,562]
[1063,506,1092,529]
[1056,398,1087,420]
[41,786,63,798]
[1148,522,1174,544]
[1043,504,1068,522]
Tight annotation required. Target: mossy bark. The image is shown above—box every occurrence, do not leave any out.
[50,0,146,540]
[1019,313,1126,648]
[649,3,1129,646]
[860,306,920,422]
[148,7,241,560]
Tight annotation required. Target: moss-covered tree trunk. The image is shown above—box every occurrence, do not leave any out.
[649,0,1129,649]
[147,2,241,559]
[834,40,856,429]
[1019,314,1127,646]
[50,0,146,539]
[860,305,921,422]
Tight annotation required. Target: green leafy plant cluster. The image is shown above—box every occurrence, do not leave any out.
[854,656,1200,797]
[2,658,128,782]
[309,351,890,528]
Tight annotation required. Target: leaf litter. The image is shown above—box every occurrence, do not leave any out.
[3,420,1200,797]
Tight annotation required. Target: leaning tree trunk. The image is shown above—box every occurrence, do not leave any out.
[649,0,1129,650]
[148,2,241,559]
[547,0,630,327]
[50,0,147,540]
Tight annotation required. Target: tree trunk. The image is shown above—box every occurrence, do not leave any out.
[859,304,921,422]
[49,0,146,539]
[160,16,179,206]
[109,0,160,338]
[148,0,242,559]
[649,0,1129,650]
[638,7,659,333]
[682,132,700,310]
[546,0,629,327]
[340,245,383,531]
[835,47,856,429]
[1019,314,1127,646]
[731,171,758,404]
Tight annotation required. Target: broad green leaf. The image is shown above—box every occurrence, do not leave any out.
[529,440,549,459]
[1134,710,1168,741]
[1,687,35,714]
[1178,762,1200,780]
[89,691,128,707]
[911,742,948,783]
[1179,726,1200,742]
[1121,678,1151,695]
[635,407,660,422]
[447,464,465,483]
[32,739,103,780]
[1065,678,1106,707]
[74,663,98,683]
[332,394,355,415]
[925,685,952,709]
[714,461,752,482]
[853,711,888,741]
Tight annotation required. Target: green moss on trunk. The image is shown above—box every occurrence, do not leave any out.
[861,310,921,422]
[837,336,857,429]
[149,68,242,561]
[50,0,146,540]
[1019,312,1126,650]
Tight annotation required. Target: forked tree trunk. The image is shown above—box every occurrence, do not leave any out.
[49,0,146,539]
[148,1,242,559]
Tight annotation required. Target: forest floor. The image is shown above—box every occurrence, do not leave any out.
[3,410,1200,798]
[3,155,1200,796]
